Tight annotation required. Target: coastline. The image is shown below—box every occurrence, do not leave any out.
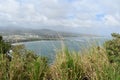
[10,38,65,44]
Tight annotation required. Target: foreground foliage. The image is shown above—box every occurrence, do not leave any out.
[105,33,120,63]
[0,35,11,54]
[49,47,120,80]
[0,33,120,80]
[0,45,48,80]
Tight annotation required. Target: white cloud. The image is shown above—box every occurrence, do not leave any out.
[103,15,120,26]
[0,0,119,33]
[0,0,19,14]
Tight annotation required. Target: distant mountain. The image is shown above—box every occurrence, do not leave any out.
[0,26,99,37]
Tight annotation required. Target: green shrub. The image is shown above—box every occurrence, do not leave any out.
[0,35,3,41]
[0,35,11,54]
[104,33,120,63]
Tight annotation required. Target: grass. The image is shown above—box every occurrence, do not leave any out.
[0,45,48,80]
[49,47,120,80]
[0,45,120,80]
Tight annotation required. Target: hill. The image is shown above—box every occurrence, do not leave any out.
[0,27,98,37]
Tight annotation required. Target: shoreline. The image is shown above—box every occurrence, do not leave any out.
[11,38,66,46]
[10,38,65,44]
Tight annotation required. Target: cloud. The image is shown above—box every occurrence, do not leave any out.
[103,14,120,26]
[0,0,120,34]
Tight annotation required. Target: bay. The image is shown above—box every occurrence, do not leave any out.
[21,37,110,62]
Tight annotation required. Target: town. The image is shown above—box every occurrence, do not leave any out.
[3,33,40,43]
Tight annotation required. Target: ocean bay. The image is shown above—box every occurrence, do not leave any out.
[20,37,109,62]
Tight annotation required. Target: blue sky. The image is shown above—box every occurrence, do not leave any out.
[0,0,120,35]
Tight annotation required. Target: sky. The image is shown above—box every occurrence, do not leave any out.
[0,0,120,35]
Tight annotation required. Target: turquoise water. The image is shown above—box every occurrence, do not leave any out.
[22,37,110,62]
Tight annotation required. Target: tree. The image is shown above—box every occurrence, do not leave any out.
[0,35,11,54]
[104,33,120,63]
[0,35,3,41]
[111,33,120,38]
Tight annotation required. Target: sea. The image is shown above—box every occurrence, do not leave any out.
[16,36,111,63]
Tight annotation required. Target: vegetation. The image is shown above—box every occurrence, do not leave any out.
[0,35,11,54]
[105,33,120,63]
[0,45,48,80]
[0,33,120,80]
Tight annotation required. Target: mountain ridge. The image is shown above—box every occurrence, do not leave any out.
[0,26,99,37]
